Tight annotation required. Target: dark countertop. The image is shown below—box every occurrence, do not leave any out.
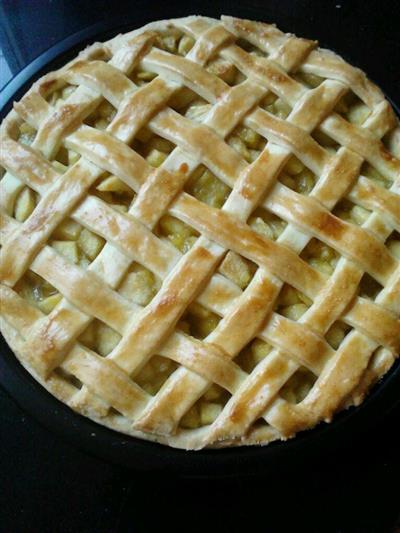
[1,386,399,532]
[0,1,399,532]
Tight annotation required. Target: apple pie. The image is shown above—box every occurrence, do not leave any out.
[0,16,399,449]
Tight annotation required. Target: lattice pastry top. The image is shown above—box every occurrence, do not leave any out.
[1,15,399,450]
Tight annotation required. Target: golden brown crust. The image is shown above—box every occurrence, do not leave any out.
[0,15,399,450]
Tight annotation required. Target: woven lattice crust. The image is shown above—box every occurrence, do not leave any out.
[1,16,399,449]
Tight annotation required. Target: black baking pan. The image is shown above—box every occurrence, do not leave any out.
[1,5,399,477]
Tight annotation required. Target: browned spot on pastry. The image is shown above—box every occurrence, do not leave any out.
[380,145,396,163]
[239,182,254,200]
[156,294,177,312]
[251,228,275,252]
[367,244,393,279]
[228,399,245,424]
[354,182,370,200]
[239,151,274,201]
[317,212,344,238]
[251,298,268,314]
[0,263,13,285]
[192,245,213,262]
[179,162,189,174]
[69,60,86,72]
[40,79,57,92]
[266,357,292,383]
[271,71,289,84]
